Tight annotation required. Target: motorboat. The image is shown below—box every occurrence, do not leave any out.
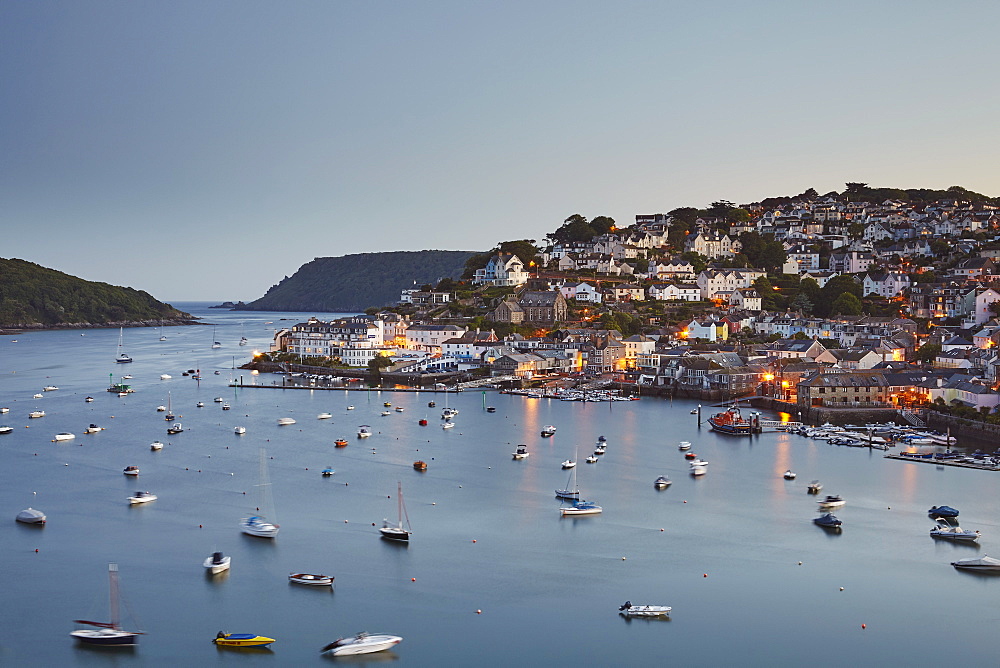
[561,459,576,469]
[0,425,13,434]
[1,406,10,412]
[166,423,184,434]
[619,601,671,617]
[512,444,529,460]
[277,417,296,426]
[321,632,402,656]
[783,470,796,480]
[160,374,171,380]
[241,515,278,538]
[43,385,58,392]
[383,401,392,407]
[413,460,427,471]
[84,397,94,403]
[33,393,43,399]
[241,448,279,537]
[428,401,436,408]
[381,411,392,416]
[594,444,606,455]
[54,432,75,441]
[16,508,46,524]
[150,441,164,450]
[128,491,157,505]
[71,563,140,646]
[347,405,355,410]
[317,412,333,420]
[684,452,698,460]
[818,495,845,509]
[560,499,602,516]
[654,476,671,489]
[930,520,980,541]
[84,424,103,434]
[807,480,823,494]
[813,513,842,528]
[156,405,166,412]
[196,402,204,407]
[289,573,334,587]
[221,403,231,410]
[123,466,139,476]
[541,425,557,437]
[321,467,335,476]
[395,406,405,413]
[486,406,496,413]
[690,464,707,476]
[928,505,959,518]
[688,458,708,467]
[28,410,45,418]
[335,439,348,447]
[585,455,598,463]
[213,633,274,648]
[441,408,458,419]
[418,419,428,426]
[204,551,231,575]
[442,421,455,429]
[678,441,692,450]
[690,408,698,414]
[357,425,372,438]
[950,556,1000,571]
[234,426,246,435]
[380,481,412,541]
[214,397,224,403]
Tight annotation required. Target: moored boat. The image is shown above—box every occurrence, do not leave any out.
[358,425,372,438]
[512,444,529,460]
[541,425,557,437]
[813,513,842,528]
[560,499,602,516]
[150,440,164,450]
[654,476,671,489]
[950,556,1000,571]
[707,405,757,435]
[166,423,184,434]
[678,441,691,450]
[277,417,296,426]
[214,632,274,647]
[618,601,671,617]
[321,632,402,656]
[561,459,576,469]
[783,470,796,480]
[71,563,141,646]
[335,438,348,447]
[234,426,246,435]
[84,424,103,434]
[204,551,230,574]
[807,480,822,494]
[16,507,46,524]
[317,412,332,420]
[929,505,959,518]
[818,495,845,508]
[380,481,412,541]
[930,520,979,541]
[54,432,75,441]
[29,410,45,419]
[123,466,139,476]
[289,572,334,586]
[413,460,427,471]
[128,491,157,504]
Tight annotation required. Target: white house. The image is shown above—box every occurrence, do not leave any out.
[473,253,530,287]
[729,289,762,311]
[648,283,701,302]
[560,281,603,304]
[861,272,912,298]
[697,268,766,300]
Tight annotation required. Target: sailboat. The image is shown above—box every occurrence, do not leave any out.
[379,481,411,541]
[211,326,221,349]
[240,449,279,538]
[164,391,175,421]
[555,450,581,499]
[71,563,143,646]
[115,328,132,364]
[159,321,167,342]
[239,322,248,346]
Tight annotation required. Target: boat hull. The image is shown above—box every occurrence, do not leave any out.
[379,527,410,541]
[324,635,402,655]
[214,635,274,647]
[204,557,231,574]
[71,629,138,646]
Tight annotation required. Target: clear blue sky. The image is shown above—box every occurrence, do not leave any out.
[3,1,998,301]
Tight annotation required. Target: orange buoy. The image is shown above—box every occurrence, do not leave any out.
[703,573,708,578]
[472,539,476,543]
[476,609,482,614]
[861,623,866,629]
[411,578,416,582]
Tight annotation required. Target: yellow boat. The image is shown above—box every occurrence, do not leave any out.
[213,632,275,647]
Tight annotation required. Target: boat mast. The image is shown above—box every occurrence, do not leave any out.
[398,481,410,531]
[109,563,120,631]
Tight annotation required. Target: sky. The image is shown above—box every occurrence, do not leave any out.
[3,1,999,301]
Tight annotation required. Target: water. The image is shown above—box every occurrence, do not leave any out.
[3,303,1000,666]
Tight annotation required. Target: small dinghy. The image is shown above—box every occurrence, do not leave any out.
[619,601,671,617]
[150,441,164,450]
[288,573,334,587]
[234,426,246,435]
[321,467,335,477]
[413,460,427,471]
[166,423,184,434]
[928,505,959,518]
[277,418,296,426]
[54,432,75,441]
[214,632,275,648]
[84,424,103,434]
[540,425,557,437]
[321,632,402,656]
[335,438,348,447]
[196,402,204,408]
[678,441,691,450]
[204,551,230,575]
[813,513,842,528]
[585,455,598,463]
[783,470,796,480]
[84,397,94,403]
[16,507,46,524]
[654,476,671,489]
[317,412,333,420]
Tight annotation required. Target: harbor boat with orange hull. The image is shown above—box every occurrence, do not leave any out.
[707,405,757,435]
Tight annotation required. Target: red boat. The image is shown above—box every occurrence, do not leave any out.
[707,406,757,436]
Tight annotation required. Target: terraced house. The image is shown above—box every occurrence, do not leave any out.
[796,371,891,408]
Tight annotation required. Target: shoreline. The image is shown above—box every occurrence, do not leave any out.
[0,318,201,334]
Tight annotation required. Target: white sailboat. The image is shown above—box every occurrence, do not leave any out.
[159,322,167,341]
[240,449,279,538]
[379,481,411,541]
[239,322,248,346]
[164,391,175,421]
[115,328,132,364]
[211,326,221,349]
[556,450,580,499]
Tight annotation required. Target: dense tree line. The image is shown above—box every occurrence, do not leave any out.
[0,258,189,327]
[241,251,475,312]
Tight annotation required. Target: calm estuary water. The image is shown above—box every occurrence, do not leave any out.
[2,303,1000,667]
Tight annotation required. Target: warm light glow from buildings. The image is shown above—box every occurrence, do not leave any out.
[764,373,774,382]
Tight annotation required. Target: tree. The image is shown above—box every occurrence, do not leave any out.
[497,239,538,265]
[791,331,809,340]
[831,292,863,315]
[816,275,862,317]
[590,216,616,235]
[789,292,814,314]
[914,343,941,363]
[548,215,595,244]
[844,182,869,201]
[848,222,865,240]
[758,241,787,272]
[988,301,1000,316]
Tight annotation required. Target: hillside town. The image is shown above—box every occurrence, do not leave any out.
[264,185,1000,427]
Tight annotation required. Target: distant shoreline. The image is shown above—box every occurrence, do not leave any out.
[0,318,201,334]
